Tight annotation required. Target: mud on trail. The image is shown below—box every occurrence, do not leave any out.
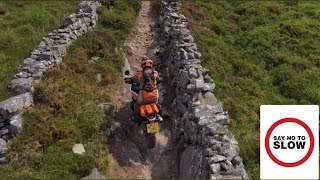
[107,1,178,179]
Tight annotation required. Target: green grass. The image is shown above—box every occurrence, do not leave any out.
[0,1,141,179]
[0,1,80,101]
[181,1,320,179]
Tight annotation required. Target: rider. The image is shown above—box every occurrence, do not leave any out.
[125,56,163,123]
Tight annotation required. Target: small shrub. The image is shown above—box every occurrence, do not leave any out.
[15,1,32,8]
[0,6,6,16]
[83,31,114,58]
[128,0,141,14]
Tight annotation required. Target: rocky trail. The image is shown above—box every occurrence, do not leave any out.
[107,1,178,179]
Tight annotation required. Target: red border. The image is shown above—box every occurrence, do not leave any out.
[265,118,314,167]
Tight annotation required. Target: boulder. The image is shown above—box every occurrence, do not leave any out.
[9,114,23,134]
[0,93,33,119]
[72,143,85,155]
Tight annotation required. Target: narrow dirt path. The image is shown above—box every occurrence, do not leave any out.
[107,1,178,179]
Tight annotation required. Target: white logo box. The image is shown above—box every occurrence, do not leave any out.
[260,105,319,179]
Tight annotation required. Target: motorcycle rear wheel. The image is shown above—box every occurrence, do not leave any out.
[146,133,156,149]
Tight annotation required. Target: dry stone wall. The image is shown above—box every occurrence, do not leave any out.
[0,1,101,164]
[160,1,248,179]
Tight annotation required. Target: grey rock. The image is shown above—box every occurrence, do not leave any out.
[231,156,242,166]
[98,103,116,114]
[184,35,194,42]
[0,128,9,136]
[0,138,8,155]
[169,12,179,19]
[91,56,100,62]
[187,52,195,59]
[180,14,186,20]
[0,116,4,123]
[204,124,227,137]
[72,143,85,155]
[188,67,198,79]
[51,45,67,56]
[70,32,78,40]
[215,112,230,125]
[0,93,33,119]
[83,17,92,26]
[203,74,213,83]
[220,160,233,171]
[61,17,74,28]
[208,155,227,164]
[223,129,238,145]
[179,70,190,88]
[10,78,33,94]
[186,84,196,93]
[179,146,204,179]
[14,71,31,78]
[23,58,36,66]
[30,54,38,60]
[182,93,192,105]
[9,114,23,135]
[194,52,202,59]
[38,53,53,61]
[34,62,46,70]
[81,168,106,179]
[32,71,43,80]
[77,2,93,14]
[96,73,102,83]
[180,48,188,60]
[219,143,239,160]
[176,102,188,116]
[210,163,221,174]
[204,148,214,157]
[203,83,215,92]
[0,157,8,164]
[193,93,223,122]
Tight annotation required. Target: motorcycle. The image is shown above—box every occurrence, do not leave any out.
[124,70,162,149]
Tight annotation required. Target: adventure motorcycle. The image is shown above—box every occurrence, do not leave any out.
[124,70,162,149]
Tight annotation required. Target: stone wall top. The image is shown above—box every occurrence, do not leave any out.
[160,1,248,179]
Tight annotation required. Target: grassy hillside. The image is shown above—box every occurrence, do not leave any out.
[0,1,81,101]
[180,1,320,178]
[0,0,141,179]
